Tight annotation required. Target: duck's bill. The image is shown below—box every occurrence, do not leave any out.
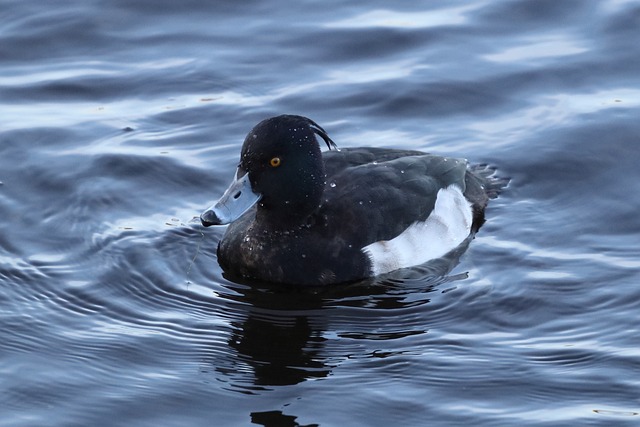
[200,170,261,227]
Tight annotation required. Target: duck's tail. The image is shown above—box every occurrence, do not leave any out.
[468,163,510,200]
[465,164,510,232]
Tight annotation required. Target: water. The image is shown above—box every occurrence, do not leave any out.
[2,0,640,425]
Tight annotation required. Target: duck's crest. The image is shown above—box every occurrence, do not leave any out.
[304,116,339,151]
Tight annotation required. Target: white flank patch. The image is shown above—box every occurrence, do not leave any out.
[362,185,472,276]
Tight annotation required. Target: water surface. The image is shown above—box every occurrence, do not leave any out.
[1,0,640,426]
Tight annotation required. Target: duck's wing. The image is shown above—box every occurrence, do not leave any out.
[320,148,469,246]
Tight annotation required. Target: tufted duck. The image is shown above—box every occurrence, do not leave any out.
[201,115,507,285]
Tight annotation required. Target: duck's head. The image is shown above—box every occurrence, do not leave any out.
[201,115,338,228]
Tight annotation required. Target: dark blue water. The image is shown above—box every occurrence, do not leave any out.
[2,1,640,426]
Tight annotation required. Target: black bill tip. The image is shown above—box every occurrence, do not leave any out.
[200,209,221,227]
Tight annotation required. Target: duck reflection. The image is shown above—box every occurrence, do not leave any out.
[250,410,318,427]
[214,236,471,390]
[226,286,332,386]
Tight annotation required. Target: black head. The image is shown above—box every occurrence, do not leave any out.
[239,115,338,225]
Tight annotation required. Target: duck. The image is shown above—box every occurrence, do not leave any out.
[201,115,507,285]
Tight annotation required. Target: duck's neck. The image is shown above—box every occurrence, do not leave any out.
[255,201,320,231]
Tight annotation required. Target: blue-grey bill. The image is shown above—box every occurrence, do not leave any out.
[200,171,261,226]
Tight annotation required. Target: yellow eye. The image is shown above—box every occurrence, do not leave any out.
[269,157,281,167]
